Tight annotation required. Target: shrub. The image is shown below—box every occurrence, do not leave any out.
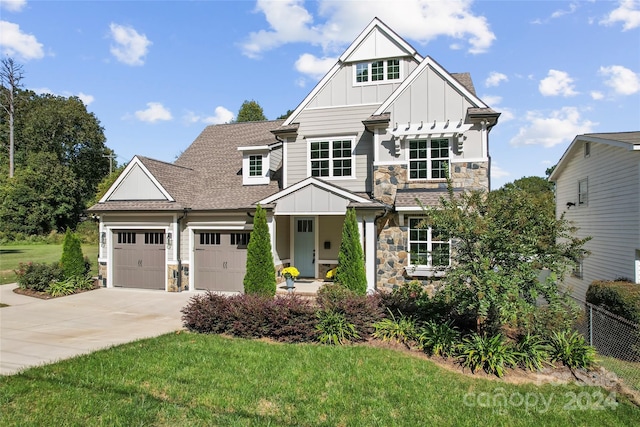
[15,262,64,292]
[317,284,385,340]
[458,333,518,377]
[586,280,640,324]
[547,330,596,370]
[243,205,276,297]
[48,279,77,297]
[181,292,317,342]
[515,333,549,371]
[372,311,418,345]
[60,228,86,279]
[417,320,460,358]
[335,208,367,295]
[316,309,359,345]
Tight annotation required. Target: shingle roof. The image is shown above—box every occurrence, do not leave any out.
[451,73,476,95]
[582,131,640,145]
[395,188,461,209]
[174,120,285,210]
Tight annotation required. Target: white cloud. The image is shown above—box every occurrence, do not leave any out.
[1,0,27,12]
[109,23,151,66]
[135,102,172,123]
[485,71,508,87]
[294,53,336,80]
[590,91,604,100]
[600,0,640,31]
[598,65,640,95]
[242,0,496,59]
[490,162,510,179]
[480,94,514,122]
[0,20,44,60]
[184,106,234,125]
[509,107,596,148]
[77,92,94,106]
[539,70,578,97]
[550,2,579,19]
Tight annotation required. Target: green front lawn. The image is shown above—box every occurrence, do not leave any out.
[0,243,98,285]
[0,333,637,426]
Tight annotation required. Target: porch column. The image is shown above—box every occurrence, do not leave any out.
[266,213,279,265]
[363,214,376,293]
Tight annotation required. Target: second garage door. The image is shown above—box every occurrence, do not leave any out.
[113,230,166,290]
[194,231,249,292]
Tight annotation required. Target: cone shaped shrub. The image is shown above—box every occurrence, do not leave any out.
[335,208,367,295]
[243,205,276,296]
[60,227,85,279]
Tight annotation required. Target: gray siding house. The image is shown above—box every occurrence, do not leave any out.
[88,18,499,293]
[550,132,640,301]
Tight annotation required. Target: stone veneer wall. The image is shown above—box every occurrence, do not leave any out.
[374,161,488,291]
[167,264,189,292]
[98,262,107,287]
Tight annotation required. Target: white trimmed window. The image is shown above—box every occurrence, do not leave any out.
[578,178,588,206]
[354,59,401,85]
[309,137,354,178]
[408,138,450,180]
[249,155,262,177]
[408,217,450,268]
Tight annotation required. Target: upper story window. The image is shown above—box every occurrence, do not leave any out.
[408,217,450,268]
[578,178,588,206]
[249,155,262,177]
[584,141,591,158]
[309,137,354,179]
[408,138,450,180]
[354,59,401,85]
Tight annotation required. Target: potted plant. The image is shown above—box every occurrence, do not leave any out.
[281,266,300,291]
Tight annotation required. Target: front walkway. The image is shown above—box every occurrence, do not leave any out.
[276,279,327,296]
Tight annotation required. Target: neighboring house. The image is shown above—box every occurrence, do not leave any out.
[550,131,640,302]
[88,18,499,293]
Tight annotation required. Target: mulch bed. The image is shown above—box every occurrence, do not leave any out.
[12,283,100,300]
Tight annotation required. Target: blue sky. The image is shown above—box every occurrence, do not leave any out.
[1,0,639,189]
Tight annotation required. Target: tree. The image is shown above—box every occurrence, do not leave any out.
[243,204,276,296]
[0,151,81,235]
[236,100,267,122]
[422,179,589,333]
[335,208,367,295]
[0,89,111,234]
[0,57,24,178]
[277,109,294,120]
[87,165,126,208]
[60,227,86,278]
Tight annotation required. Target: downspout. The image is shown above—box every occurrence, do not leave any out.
[176,208,190,291]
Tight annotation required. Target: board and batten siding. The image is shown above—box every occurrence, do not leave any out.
[555,140,640,301]
[308,59,417,108]
[108,163,167,200]
[286,105,375,192]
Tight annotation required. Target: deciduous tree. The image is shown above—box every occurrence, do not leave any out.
[236,100,267,122]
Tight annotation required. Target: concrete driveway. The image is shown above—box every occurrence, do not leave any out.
[0,284,203,375]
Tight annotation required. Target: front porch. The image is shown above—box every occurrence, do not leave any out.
[275,278,329,296]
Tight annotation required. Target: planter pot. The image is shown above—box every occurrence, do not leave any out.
[285,277,295,290]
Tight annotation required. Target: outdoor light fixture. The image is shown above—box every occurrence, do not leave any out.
[100,232,106,247]
[167,232,173,249]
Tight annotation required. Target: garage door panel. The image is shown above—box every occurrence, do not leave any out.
[195,231,248,292]
[113,230,165,290]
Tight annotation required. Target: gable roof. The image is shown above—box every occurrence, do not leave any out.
[373,55,488,116]
[549,131,640,181]
[89,120,285,213]
[282,17,423,127]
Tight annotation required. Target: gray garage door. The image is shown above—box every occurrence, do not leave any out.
[113,230,166,290]
[194,231,249,292]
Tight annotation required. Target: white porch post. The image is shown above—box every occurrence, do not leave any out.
[357,213,376,293]
[364,215,376,293]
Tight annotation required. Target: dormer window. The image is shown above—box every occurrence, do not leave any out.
[249,155,262,177]
[354,59,401,85]
[238,146,270,185]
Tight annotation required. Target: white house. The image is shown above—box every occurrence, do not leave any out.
[550,131,640,301]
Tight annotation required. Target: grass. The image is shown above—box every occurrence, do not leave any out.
[0,333,638,426]
[599,355,640,392]
[0,243,99,285]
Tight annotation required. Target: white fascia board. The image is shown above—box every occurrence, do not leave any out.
[374,56,488,117]
[259,177,372,205]
[99,156,175,203]
[237,145,270,152]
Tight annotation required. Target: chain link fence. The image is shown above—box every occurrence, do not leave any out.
[571,296,640,392]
